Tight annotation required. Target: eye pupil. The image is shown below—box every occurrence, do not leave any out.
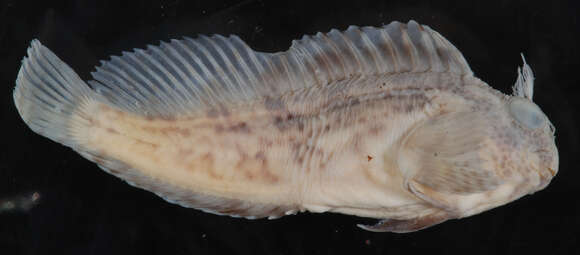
[509,98,546,130]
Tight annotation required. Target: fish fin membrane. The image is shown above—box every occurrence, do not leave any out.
[357,210,450,233]
[400,112,502,195]
[78,150,299,219]
[13,40,96,147]
[89,20,474,119]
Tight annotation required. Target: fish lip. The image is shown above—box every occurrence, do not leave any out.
[535,167,555,191]
[547,167,556,177]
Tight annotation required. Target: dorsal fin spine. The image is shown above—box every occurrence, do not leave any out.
[376,28,398,72]
[400,26,420,70]
[275,54,298,91]
[209,35,250,99]
[166,39,207,105]
[301,40,327,85]
[358,27,383,74]
[347,26,377,74]
[414,28,441,72]
[222,36,261,98]
[335,28,365,75]
[157,41,200,107]
[147,44,193,112]
[111,52,172,114]
[91,67,135,105]
[314,32,345,81]
[128,49,175,113]
[180,38,222,105]
[258,51,280,94]
[94,59,150,109]
[143,46,192,113]
[287,47,312,87]
[239,37,270,93]
[302,39,327,82]
[196,36,240,103]
[386,23,412,71]
[184,37,233,104]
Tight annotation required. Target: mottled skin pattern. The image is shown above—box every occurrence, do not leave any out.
[73,71,557,230]
[14,24,558,232]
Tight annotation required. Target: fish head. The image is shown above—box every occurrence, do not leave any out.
[496,54,558,193]
[501,96,558,192]
[396,63,558,221]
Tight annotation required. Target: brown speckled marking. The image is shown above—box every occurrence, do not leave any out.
[201,152,222,180]
[214,124,225,133]
[106,127,119,134]
[255,151,279,183]
[292,141,305,165]
[228,122,251,133]
[83,72,456,221]
[141,126,191,137]
[133,138,159,149]
[163,127,191,136]
[213,122,253,134]
[273,114,302,131]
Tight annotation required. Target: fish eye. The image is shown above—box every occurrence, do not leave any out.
[509,98,546,130]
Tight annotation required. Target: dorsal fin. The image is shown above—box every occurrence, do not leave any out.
[90,20,473,118]
[289,20,473,84]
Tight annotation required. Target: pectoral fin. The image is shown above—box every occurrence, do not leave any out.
[398,112,503,213]
[357,211,450,233]
[400,112,502,194]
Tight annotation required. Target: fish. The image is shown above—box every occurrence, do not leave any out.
[13,20,558,232]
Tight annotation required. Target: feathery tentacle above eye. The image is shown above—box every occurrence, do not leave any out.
[512,54,534,100]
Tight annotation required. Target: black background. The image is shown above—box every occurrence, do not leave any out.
[1,0,579,254]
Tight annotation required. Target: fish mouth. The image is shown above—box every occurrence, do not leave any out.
[547,167,556,177]
[535,167,556,191]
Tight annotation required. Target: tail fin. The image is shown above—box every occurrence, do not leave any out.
[13,40,95,147]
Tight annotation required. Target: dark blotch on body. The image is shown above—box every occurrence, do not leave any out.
[229,122,251,133]
[273,115,287,131]
[255,151,279,183]
[106,127,119,134]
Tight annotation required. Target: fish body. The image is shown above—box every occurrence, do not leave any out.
[14,21,558,232]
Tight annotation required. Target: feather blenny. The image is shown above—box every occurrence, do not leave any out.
[14,20,558,232]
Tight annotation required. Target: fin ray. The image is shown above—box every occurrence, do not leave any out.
[89,20,473,118]
[401,112,502,195]
[14,40,96,147]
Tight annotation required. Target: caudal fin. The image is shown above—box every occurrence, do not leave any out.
[13,40,96,147]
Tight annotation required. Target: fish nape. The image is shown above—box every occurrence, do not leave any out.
[14,20,558,232]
